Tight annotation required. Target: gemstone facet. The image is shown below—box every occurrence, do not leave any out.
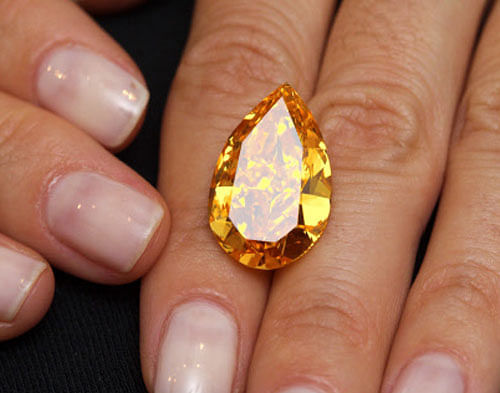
[208,83,332,270]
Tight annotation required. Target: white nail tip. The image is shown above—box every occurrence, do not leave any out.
[0,247,46,322]
[37,45,149,148]
[155,301,238,393]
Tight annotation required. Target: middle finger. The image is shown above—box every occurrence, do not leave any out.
[140,0,336,392]
[247,1,486,392]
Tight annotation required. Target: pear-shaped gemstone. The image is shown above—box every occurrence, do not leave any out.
[208,83,332,270]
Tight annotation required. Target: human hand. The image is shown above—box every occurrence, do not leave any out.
[0,0,169,341]
[141,0,500,392]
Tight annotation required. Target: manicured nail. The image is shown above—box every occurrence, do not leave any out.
[0,247,46,322]
[278,387,324,393]
[392,353,465,393]
[46,172,163,273]
[155,301,238,393]
[37,45,149,148]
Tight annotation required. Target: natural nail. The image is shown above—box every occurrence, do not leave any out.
[278,387,325,393]
[155,301,238,393]
[37,45,149,148]
[46,172,163,273]
[0,246,46,322]
[392,353,465,393]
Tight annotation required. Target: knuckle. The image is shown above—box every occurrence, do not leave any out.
[168,207,212,257]
[448,79,500,180]
[415,261,500,320]
[178,23,302,102]
[270,269,377,351]
[166,205,221,260]
[459,77,500,145]
[314,80,430,168]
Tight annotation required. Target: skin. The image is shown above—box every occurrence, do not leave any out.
[3,0,500,392]
[145,0,500,392]
[0,0,170,339]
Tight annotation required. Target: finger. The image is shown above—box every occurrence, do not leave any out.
[0,234,54,341]
[0,92,168,284]
[0,0,149,149]
[380,3,500,392]
[140,0,336,391]
[75,0,146,14]
[245,1,486,393]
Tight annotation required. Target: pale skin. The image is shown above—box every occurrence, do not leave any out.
[2,0,500,392]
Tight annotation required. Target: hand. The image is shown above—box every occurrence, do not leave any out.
[141,0,500,392]
[0,0,169,341]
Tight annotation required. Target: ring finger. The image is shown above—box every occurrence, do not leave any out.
[246,1,485,392]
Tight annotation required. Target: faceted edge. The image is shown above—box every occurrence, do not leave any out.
[208,83,332,270]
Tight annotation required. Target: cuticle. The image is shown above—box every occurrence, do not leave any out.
[38,167,82,238]
[273,377,338,393]
[38,168,78,261]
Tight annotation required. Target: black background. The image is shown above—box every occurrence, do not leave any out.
[0,1,194,392]
[0,1,434,392]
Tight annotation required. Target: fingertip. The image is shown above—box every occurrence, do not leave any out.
[43,166,170,285]
[36,44,149,150]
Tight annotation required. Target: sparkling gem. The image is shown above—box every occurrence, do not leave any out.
[208,83,332,270]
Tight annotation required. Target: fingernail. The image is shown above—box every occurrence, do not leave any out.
[392,353,465,393]
[46,172,163,273]
[37,45,149,148]
[155,301,238,393]
[278,387,324,393]
[0,246,46,322]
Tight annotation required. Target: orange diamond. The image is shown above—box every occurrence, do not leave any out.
[208,83,332,270]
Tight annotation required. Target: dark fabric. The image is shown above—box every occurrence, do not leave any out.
[0,1,193,392]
